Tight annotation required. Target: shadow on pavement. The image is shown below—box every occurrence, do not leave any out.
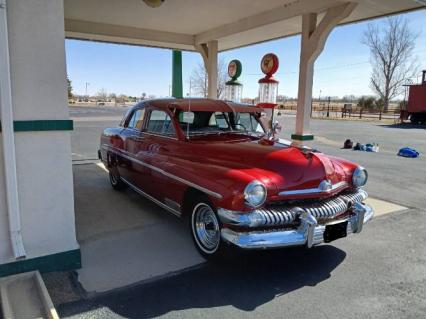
[58,245,346,318]
[379,123,426,130]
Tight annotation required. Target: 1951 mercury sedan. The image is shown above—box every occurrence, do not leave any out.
[99,98,373,259]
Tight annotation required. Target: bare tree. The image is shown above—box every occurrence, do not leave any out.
[108,93,117,106]
[363,17,418,112]
[189,58,227,98]
[66,75,73,99]
[97,88,108,102]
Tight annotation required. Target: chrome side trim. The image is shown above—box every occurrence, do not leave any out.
[121,177,181,217]
[101,145,223,200]
[279,181,349,196]
[143,131,178,140]
[165,198,181,211]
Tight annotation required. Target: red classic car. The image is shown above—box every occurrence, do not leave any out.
[99,98,373,259]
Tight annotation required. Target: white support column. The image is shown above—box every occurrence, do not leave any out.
[292,2,357,141]
[0,0,26,259]
[196,40,218,99]
[0,0,80,272]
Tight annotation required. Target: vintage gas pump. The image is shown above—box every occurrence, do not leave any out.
[225,59,243,102]
[257,53,279,130]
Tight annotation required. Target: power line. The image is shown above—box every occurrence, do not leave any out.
[246,61,370,76]
[245,48,426,77]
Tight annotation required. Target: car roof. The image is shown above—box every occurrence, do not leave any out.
[139,98,263,113]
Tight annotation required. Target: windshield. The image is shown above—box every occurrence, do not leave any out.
[177,111,265,137]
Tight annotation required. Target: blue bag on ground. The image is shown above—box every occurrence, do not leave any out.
[398,147,420,158]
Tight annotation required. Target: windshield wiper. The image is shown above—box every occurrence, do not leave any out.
[232,131,265,137]
[187,131,226,136]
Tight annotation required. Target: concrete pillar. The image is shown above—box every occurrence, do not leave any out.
[293,13,317,141]
[206,40,218,99]
[0,0,80,276]
[172,50,183,98]
[292,2,356,141]
[196,40,218,99]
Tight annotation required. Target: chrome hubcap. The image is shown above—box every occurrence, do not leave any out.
[110,172,119,185]
[193,203,220,253]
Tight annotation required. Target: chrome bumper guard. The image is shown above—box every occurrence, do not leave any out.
[220,198,373,250]
[218,189,368,228]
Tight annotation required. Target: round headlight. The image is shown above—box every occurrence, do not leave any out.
[244,180,267,207]
[353,167,368,187]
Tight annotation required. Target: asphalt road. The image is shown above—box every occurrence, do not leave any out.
[70,105,130,161]
[63,105,426,319]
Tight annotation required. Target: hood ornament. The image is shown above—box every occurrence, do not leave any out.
[318,180,332,192]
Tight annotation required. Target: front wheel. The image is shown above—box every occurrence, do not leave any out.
[109,168,127,190]
[190,201,226,260]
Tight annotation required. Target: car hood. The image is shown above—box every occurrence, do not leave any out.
[185,137,354,199]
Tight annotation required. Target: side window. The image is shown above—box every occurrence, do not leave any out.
[208,112,229,129]
[215,112,229,129]
[127,109,145,130]
[120,109,132,127]
[236,113,264,132]
[146,110,176,137]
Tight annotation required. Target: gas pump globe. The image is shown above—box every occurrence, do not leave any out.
[257,53,279,128]
[225,60,243,102]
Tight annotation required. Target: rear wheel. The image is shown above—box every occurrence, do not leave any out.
[410,114,421,125]
[109,168,126,190]
[190,199,226,260]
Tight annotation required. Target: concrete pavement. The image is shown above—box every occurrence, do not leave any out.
[58,207,426,319]
[73,163,204,293]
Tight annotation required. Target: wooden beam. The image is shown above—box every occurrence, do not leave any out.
[65,19,195,50]
[195,0,342,45]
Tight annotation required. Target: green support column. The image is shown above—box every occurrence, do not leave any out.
[172,50,183,98]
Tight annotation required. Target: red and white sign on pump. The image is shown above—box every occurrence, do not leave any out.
[258,53,279,123]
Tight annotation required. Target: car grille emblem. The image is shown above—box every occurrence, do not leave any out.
[318,180,332,192]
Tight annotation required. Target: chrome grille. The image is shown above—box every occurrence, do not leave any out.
[256,189,368,226]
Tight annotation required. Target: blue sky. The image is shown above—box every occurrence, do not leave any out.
[66,9,426,99]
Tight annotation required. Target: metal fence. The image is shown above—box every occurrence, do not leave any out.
[277,102,401,122]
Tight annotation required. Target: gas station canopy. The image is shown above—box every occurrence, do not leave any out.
[1,0,425,287]
[64,0,424,51]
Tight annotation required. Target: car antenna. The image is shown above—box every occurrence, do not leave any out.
[186,95,190,139]
[224,100,237,131]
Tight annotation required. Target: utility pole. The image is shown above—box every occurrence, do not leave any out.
[172,50,183,98]
[85,82,90,97]
[204,73,207,98]
[327,96,331,117]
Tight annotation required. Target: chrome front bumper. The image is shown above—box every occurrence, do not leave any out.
[220,201,374,250]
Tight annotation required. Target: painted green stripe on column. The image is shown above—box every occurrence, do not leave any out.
[0,120,74,132]
[0,249,81,278]
[172,50,183,98]
[14,120,73,132]
[291,134,314,141]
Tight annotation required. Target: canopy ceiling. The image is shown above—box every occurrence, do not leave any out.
[64,0,425,51]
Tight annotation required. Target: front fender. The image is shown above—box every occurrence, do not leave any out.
[164,157,275,211]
